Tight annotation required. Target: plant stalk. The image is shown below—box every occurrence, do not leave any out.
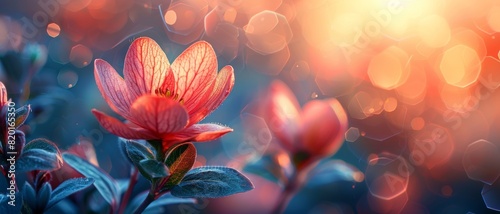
[133,192,156,214]
[270,171,300,214]
[118,167,139,214]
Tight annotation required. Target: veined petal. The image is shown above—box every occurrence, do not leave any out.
[265,80,301,153]
[168,123,232,142]
[94,59,135,118]
[124,37,171,97]
[92,109,157,140]
[300,99,348,157]
[170,41,217,110]
[188,65,234,125]
[129,95,189,135]
[0,82,7,106]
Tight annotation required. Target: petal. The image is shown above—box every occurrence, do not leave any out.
[92,109,157,140]
[188,65,234,125]
[170,41,217,110]
[300,99,348,157]
[124,37,171,97]
[94,59,135,118]
[0,81,6,106]
[129,95,189,135]
[168,123,233,142]
[265,80,301,152]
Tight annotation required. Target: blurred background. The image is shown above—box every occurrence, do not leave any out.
[2,0,500,213]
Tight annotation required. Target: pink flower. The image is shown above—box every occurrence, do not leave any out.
[259,81,348,168]
[92,37,234,150]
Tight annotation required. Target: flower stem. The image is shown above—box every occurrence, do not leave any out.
[148,140,165,161]
[133,192,156,214]
[271,172,300,214]
[118,167,139,214]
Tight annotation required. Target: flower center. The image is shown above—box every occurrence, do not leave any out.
[154,88,184,104]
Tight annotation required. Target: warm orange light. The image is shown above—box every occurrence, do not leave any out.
[368,46,411,90]
[439,84,471,110]
[418,15,450,48]
[164,10,177,25]
[330,13,363,46]
[47,23,61,38]
[439,44,481,88]
[488,6,500,32]
[396,67,427,105]
[410,117,425,130]
[384,97,398,112]
[353,171,365,182]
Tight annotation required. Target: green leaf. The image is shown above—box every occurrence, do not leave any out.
[124,140,154,166]
[171,166,254,198]
[38,182,52,211]
[306,160,362,187]
[46,177,94,210]
[22,138,59,153]
[243,152,291,184]
[138,159,169,179]
[22,182,36,212]
[163,143,196,188]
[17,138,63,172]
[15,104,31,128]
[63,153,119,207]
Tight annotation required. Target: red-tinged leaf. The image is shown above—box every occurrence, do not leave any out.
[15,105,30,128]
[163,142,197,188]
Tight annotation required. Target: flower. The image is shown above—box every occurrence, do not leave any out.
[257,80,348,168]
[0,82,29,161]
[92,37,234,150]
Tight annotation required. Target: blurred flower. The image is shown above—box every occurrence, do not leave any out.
[0,82,30,167]
[50,138,98,188]
[258,80,348,169]
[92,37,234,151]
[0,43,47,103]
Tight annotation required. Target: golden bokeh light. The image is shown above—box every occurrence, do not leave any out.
[410,117,425,130]
[384,97,398,112]
[396,66,427,105]
[368,46,411,90]
[439,44,481,88]
[164,10,177,25]
[245,10,293,55]
[488,6,500,32]
[439,84,471,111]
[418,15,450,48]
